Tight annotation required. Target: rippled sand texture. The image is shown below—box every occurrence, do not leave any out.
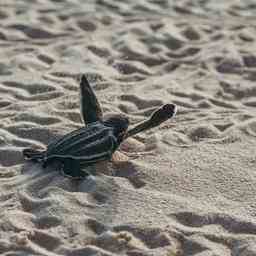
[1,0,256,255]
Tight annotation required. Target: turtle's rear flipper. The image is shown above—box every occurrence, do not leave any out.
[23,148,45,162]
[61,158,90,179]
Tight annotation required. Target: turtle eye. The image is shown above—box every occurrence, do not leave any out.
[117,131,126,143]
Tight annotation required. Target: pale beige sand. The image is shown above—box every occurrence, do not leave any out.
[1,0,256,255]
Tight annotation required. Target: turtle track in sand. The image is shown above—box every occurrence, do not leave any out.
[1,0,256,255]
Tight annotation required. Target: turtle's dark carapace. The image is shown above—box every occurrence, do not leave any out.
[45,122,118,166]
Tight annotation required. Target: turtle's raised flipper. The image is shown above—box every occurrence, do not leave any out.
[61,158,89,179]
[80,75,103,125]
[124,104,177,139]
[23,148,45,162]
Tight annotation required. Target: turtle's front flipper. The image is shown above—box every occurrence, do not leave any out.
[124,104,177,139]
[61,158,90,179]
[80,75,103,125]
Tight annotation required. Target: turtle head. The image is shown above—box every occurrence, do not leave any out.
[103,114,129,142]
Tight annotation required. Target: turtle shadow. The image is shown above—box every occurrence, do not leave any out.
[19,161,93,195]
[18,162,120,238]
[19,158,146,202]
[19,161,120,196]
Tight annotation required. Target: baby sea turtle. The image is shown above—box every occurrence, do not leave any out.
[23,75,177,179]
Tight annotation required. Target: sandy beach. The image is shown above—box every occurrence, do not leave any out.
[1,0,256,255]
